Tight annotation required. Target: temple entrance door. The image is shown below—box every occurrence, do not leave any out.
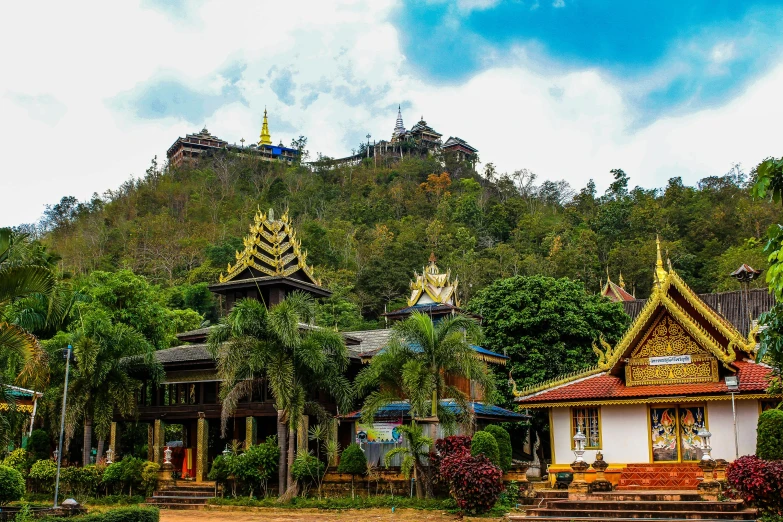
[649,405,707,463]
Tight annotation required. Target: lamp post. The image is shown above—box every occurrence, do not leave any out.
[366,134,371,158]
[54,345,73,508]
[697,427,712,461]
[725,375,740,459]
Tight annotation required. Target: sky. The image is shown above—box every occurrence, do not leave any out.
[2,0,783,227]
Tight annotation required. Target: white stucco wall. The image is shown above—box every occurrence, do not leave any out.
[707,399,759,460]
[551,400,760,465]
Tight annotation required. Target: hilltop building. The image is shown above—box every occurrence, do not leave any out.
[166,109,299,168]
[601,273,635,303]
[514,238,781,489]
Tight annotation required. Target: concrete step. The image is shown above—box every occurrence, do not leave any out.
[592,492,710,502]
[544,501,747,513]
[153,489,216,497]
[523,508,757,520]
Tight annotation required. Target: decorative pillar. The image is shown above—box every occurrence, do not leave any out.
[245,416,257,448]
[329,420,339,467]
[714,459,728,483]
[196,413,209,482]
[108,422,119,462]
[697,459,720,500]
[568,460,591,500]
[153,419,164,465]
[147,424,154,462]
[589,452,612,492]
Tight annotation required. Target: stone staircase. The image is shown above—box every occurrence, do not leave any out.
[145,481,218,510]
[510,491,757,521]
[617,463,703,490]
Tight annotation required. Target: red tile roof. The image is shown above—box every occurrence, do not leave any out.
[602,280,636,302]
[517,360,773,404]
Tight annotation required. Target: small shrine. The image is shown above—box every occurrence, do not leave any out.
[514,238,781,489]
[601,272,635,302]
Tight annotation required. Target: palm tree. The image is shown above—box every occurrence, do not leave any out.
[207,292,352,498]
[356,311,495,430]
[0,228,55,388]
[62,313,163,466]
[383,423,433,498]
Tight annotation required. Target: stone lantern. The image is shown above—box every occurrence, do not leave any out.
[105,448,114,465]
[589,452,613,492]
[569,427,591,500]
[696,427,720,500]
[573,428,586,462]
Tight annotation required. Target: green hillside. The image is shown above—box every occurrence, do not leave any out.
[39,152,776,325]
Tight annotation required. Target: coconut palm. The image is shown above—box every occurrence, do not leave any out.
[57,311,163,466]
[355,311,495,431]
[207,292,352,498]
[383,423,433,498]
[0,228,55,388]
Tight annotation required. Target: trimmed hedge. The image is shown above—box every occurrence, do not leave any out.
[471,431,499,466]
[42,506,159,522]
[337,443,367,476]
[757,408,783,460]
[0,464,25,505]
[484,425,512,472]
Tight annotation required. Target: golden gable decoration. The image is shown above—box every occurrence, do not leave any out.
[219,207,319,285]
[408,253,460,307]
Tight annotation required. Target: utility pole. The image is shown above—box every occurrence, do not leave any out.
[54,344,73,508]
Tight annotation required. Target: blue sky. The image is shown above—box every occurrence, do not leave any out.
[2,0,783,226]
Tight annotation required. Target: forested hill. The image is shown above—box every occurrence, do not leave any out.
[38,152,776,326]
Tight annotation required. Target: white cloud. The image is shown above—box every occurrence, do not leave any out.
[1,0,782,226]
[552,0,566,8]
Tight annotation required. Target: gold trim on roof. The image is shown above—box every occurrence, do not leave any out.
[517,393,778,409]
[218,207,319,285]
[408,253,460,307]
[512,238,760,400]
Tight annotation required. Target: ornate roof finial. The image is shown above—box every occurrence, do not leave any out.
[429,252,437,264]
[655,235,668,286]
[618,272,626,289]
[259,108,272,146]
[393,105,405,138]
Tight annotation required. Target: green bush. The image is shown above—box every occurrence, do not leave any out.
[103,457,144,496]
[141,461,159,496]
[484,425,512,472]
[0,464,25,506]
[29,459,57,493]
[291,451,325,488]
[41,506,160,522]
[26,430,51,462]
[207,455,231,485]
[234,437,279,498]
[2,448,32,476]
[62,465,104,497]
[471,431,500,466]
[757,409,783,460]
[337,444,367,476]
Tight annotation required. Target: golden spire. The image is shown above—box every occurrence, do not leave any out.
[654,235,668,286]
[259,108,272,146]
[618,272,626,289]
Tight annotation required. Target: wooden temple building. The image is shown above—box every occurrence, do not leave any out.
[112,209,520,482]
[514,239,780,489]
[166,109,300,168]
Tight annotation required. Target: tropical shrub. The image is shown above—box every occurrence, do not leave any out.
[29,458,57,493]
[757,409,783,460]
[726,455,783,515]
[1,448,32,476]
[62,465,104,497]
[26,429,51,462]
[291,451,325,497]
[338,443,367,499]
[103,457,144,496]
[234,438,279,498]
[440,453,504,514]
[207,455,231,486]
[470,431,500,466]
[40,506,160,522]
[430,435,471,484]
[141,461,160,497]
[0,464,25,505]
[484,425,512,472]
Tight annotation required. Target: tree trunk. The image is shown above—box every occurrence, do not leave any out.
[283,424,299,498]
[83,416,93,467]
[96,439,105,463]
[277,410,287,494]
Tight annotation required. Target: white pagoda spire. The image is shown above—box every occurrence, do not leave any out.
[392,105,405,138]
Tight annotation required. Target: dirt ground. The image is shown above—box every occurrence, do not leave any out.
[159,507,507,522]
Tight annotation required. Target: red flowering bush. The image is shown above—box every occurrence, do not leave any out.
[441,453,504,514]
[430,435,471,484]
[726,455,783,514]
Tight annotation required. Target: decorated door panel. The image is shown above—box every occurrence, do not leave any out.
[649,405,707,462]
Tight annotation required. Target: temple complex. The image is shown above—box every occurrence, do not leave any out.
[166,110,300,168]
[112,208,521,484]
[514,238,781,489]
[601,273,635,302]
